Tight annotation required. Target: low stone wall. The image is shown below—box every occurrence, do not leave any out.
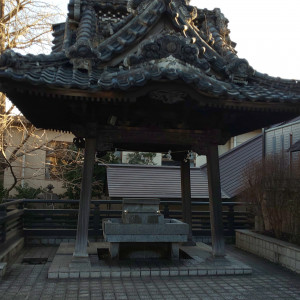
[236,230,300,274]
[0,237,24,263]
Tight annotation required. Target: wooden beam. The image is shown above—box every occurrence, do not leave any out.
[93,126,228,154]
[73,138,96,257]
[180,159,194,244]
[206,144,225,257]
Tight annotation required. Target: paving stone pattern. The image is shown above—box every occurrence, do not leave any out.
[0,245,299,300]
[48,242,251,279]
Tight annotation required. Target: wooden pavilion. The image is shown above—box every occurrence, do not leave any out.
[0,0,300,258]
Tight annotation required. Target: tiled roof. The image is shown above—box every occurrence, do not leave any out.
[0,0,299,108]
[1,56,299,105]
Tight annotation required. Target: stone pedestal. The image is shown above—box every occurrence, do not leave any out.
[103,198,189,259]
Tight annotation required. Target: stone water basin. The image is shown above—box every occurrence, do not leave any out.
[103,218,189,243]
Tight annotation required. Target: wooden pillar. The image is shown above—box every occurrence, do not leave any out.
[206,144,225,257]
[73,138,96,257]
[180,159,194,244]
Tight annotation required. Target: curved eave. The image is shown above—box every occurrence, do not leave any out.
[1,75,300,115]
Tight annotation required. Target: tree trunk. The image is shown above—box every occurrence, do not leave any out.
[0,0,4,53]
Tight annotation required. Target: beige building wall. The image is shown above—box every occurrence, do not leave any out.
[195,129,262,167]
[4,124,261,197]
[4,128,74,196]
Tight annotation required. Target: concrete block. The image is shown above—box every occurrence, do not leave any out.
[197,269,207,276]
[207,269,217,275]
[70,272,80,278]
[287,249,295,259]
[216,269,226,275]
[179,269,188,276]
[30,239,41,245]
[0,262,7,278]
[141,269,150,276]
[90,271,101,278]
[80,272,90,278]
[111,271,121,278]
[188,268,197,276]
[41,239,48,245]
[101,271,111,278]
[279,246,287,256]
[280,256,288,267]
[130,269,140,277]
[121,270,131,277]
[287,258,295,270]
[169,268,179,276]
[160,269,169,276]
[225,269,235,275]
[48,272,58,279]
[58,272,69,279]
[150,269,160,277]
[296,260,300,273]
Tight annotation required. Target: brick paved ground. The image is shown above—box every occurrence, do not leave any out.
[0,245,299,300]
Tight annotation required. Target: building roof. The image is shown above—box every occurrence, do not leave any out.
[106,164,230,199]
[106,133,262,199]
[200,134,263,197]
[0,0,299,149]
[288,139,300,152]
[0,1,299,103]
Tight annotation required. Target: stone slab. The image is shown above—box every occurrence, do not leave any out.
[103,219,189,235]
[48,242,252,278]
[123,198,160,205]
[104,234,188,243]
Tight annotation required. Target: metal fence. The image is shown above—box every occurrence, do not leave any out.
[0,199,253,248]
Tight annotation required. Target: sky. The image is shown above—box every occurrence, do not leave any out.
[191,0,300,80]
[52,0,300,80]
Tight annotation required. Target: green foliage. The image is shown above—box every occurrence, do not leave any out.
[14,183,42,199]
[127,152,156,165]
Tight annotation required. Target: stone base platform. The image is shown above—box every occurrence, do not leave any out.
[48,242,252,279]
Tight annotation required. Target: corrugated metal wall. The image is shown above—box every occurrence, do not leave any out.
[201,134,263,198]
[107,133,264,200]
[265,118,300,164]
[106,165,229,199]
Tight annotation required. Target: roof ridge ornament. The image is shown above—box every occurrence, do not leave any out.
[66,4,101,72]
[124,32,210,72]
[226,58,254,85]
[68,0,81,22]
